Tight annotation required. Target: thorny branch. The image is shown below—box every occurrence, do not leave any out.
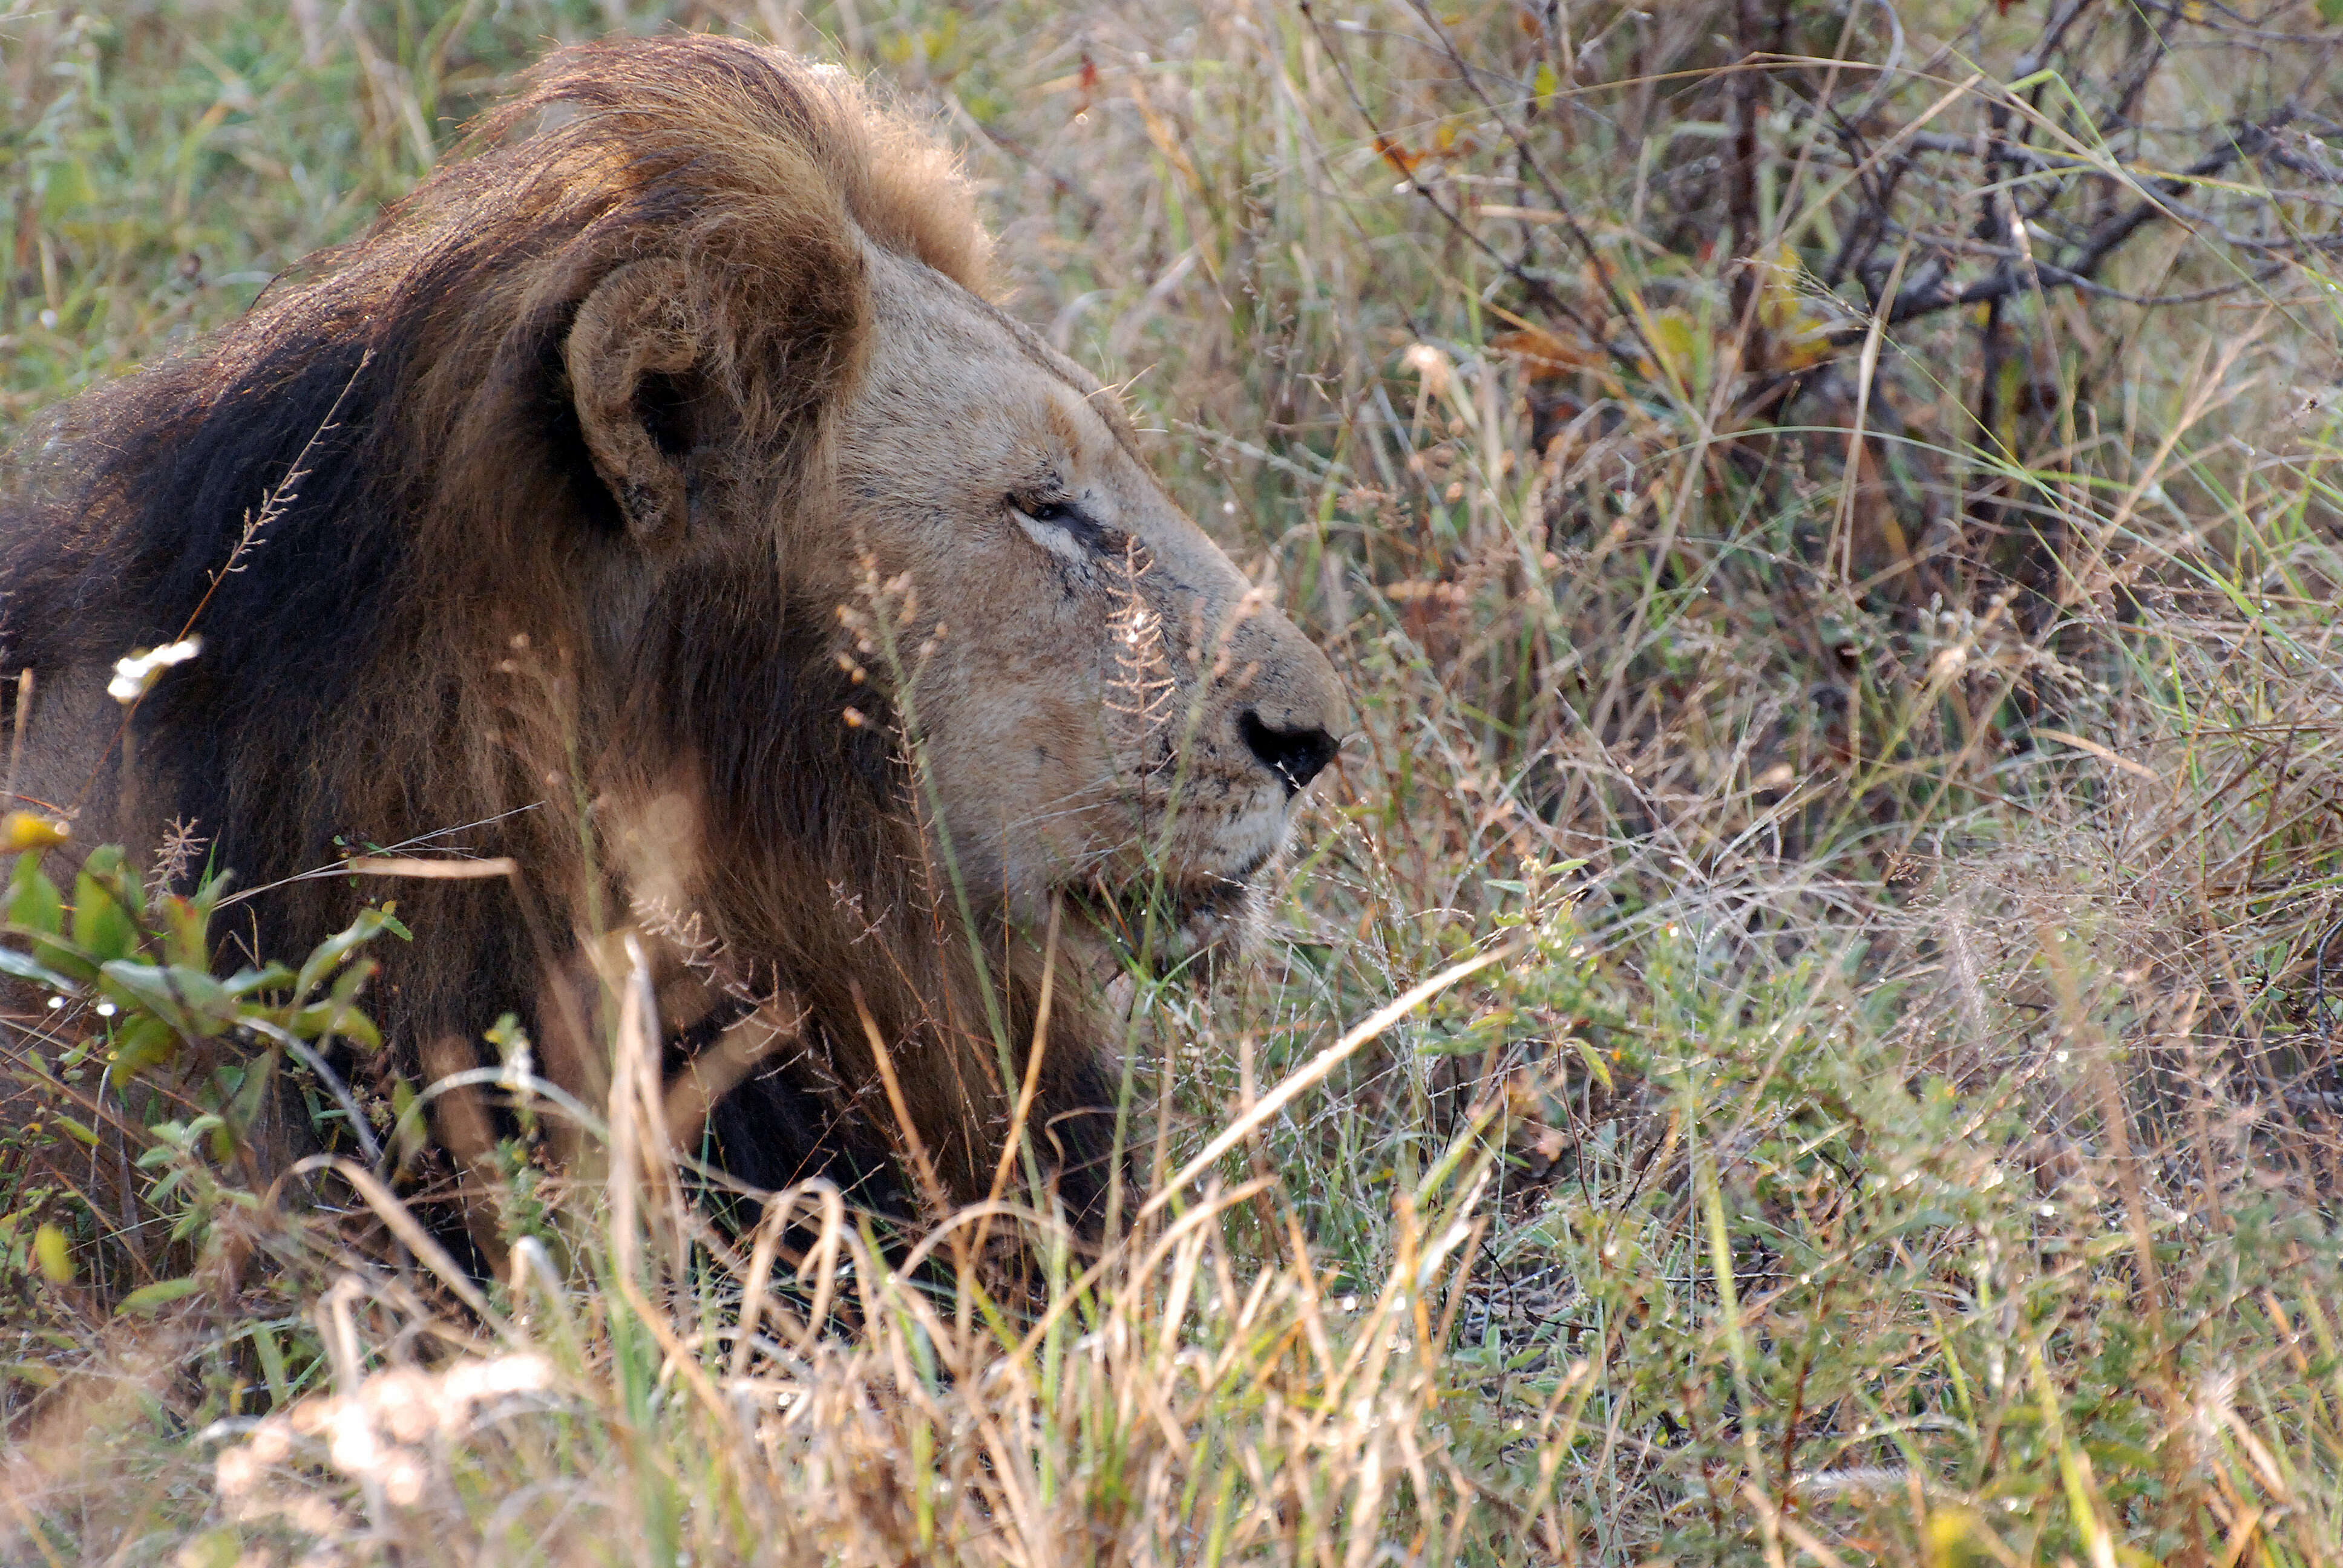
[1312,0,2340,373]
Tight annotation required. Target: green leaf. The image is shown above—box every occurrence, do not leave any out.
[175,1530,243,1568]
[117,1276,205,1315]
[294,956,381,1050]
[0,946,80,996]
[100,961,235,1038]
[1568,1036,1615,1093]
[2321,0,2343,25]
[9,851,64,936]
[294,907,402,1002]
[71,869,138,966]
[292,998,381,1051]
[392,1076,425,1168]
[222,962,297,998]
[8,851,93,984]
[188,866,235,912]
[105,1014,182,1088]
[40,156,96,221]
[78,844,143,907]
[227,1052,278,1142]
[250,1323,290,1405]
[157,893,211,970]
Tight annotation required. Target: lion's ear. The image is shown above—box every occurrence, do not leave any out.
[566,257,705,549]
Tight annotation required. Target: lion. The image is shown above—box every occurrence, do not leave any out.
[0,35,1345,1241]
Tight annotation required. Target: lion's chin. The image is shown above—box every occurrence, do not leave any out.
[1162,877,1267,978]
[1060,873,1265,984]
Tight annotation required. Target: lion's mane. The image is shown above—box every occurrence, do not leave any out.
[0,36,1122,1231]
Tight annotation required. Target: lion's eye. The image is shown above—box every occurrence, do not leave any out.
[1011,494,1112,561]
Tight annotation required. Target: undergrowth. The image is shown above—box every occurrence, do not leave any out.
[4,0,2342,1563]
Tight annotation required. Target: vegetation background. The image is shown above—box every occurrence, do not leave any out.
[2,0,2341,1562]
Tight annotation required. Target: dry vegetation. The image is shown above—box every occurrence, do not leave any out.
[4,0,2343,1562]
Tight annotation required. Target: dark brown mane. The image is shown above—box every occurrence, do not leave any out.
[0,36,1119,1233]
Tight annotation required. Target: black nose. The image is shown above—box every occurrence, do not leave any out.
[1239,710,1339,796]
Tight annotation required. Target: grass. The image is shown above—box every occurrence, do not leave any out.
[4,0,2342,1562]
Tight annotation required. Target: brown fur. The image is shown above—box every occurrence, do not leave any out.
[0,36,1345,1235]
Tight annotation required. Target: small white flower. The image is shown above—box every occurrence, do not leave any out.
[382,1453,426,1507]
[326,1399,381,1474]
[442,1353,553,1404]
[1400,342,1452,398]
[107,638,203,704]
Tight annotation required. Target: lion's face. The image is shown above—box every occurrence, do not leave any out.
[813,247,1348,955]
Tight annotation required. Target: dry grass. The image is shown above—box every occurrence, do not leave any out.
[4,0,2343,1562]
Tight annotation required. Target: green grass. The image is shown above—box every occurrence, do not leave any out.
[4,0,2343,1563]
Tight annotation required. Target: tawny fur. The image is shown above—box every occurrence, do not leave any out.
[0,36,1344,1236]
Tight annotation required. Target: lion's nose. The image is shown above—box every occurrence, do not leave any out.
[1239,710,1339,797]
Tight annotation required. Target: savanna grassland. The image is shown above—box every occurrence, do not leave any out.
[4,0,2343,1563]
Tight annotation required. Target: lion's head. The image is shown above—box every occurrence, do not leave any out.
[582,203,1346,965]
[0,36,1344,1230]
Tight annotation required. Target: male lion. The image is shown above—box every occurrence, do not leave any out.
[0,36,1344,1236]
